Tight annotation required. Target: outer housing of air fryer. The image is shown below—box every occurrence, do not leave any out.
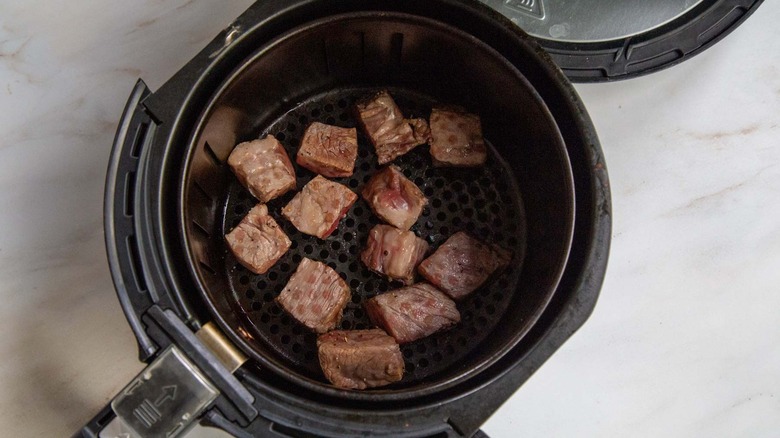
[82,1,611,437]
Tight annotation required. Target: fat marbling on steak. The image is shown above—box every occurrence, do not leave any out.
[355,90,430,165]
[296,122,358,178]
[362,165,427,230]
[228,135,296,202]
[224,204,290,275]
[365,283,460,344]
[361,224,429,285]
[418,231,511,300]
[282,175,358,239]
[317,329,404,389]
[429,107,487,167]
[276,257,350,334]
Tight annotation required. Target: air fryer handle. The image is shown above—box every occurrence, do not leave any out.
[75,307,263,438]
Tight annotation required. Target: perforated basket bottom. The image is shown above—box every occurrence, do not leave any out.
[222,87,526,386]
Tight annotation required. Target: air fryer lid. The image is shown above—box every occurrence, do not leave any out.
[481,0,764,81]
[181,11,575,399]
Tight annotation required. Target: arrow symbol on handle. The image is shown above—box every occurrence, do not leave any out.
[154,385,177,407]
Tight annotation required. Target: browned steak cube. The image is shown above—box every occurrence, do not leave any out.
[418,232,511,300]
[276,258,350,333]
[228,135,296,202]
[429,108,487,167]
[366,283,460,344]
[362,165,427,230]
[224,204,291,274]
[356,91,430,165]
[360,225,428,284]
[296,122,358,178]
[282,175,358,239]
[317,329,404,389]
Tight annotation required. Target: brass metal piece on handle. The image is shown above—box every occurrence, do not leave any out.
[196,322,247,374]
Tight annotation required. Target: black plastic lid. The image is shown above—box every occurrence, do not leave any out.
[482,0,764,82]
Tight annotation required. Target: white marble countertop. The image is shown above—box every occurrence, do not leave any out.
[1,1,778,437]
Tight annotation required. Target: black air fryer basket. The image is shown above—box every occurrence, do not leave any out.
[81,1,611,437]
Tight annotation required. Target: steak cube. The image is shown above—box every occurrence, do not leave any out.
[317,329,404,389]
[418,232,511,300]
[228,135,296,202]
[225,204,290,274]
[356,91,430,165]
[362,165,427,230]
[429,108,487,167]
[276,258,350,333]
[366,283,460,344]
[297,122,358,178]
[361,225,428,284]
[282,175,358,239]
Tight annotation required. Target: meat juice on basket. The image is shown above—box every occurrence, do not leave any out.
[225,90,511,389]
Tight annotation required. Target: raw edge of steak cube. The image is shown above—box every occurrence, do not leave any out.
[429,108,487,167]
[296,122,358,178]
[276,257,351,334]
[317,329,404,389]
[361,165,428,230]
[417,231,512,300]
[224,204,291,275]
[365,282,460,344]
[227,135,297,203]
[281,175,358,239]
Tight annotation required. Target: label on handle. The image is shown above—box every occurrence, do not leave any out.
[102,347,219,438]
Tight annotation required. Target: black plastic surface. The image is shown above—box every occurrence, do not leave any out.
[101,0,611,436]
[529,0,764,82]
[104,79,160,361]
[74,404,116,438]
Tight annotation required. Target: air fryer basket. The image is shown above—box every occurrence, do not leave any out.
[181,12,575,398]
